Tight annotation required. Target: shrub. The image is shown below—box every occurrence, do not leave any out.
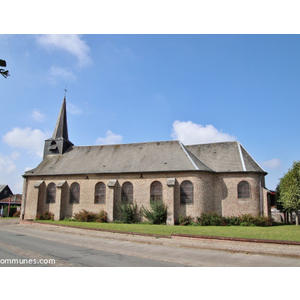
[239,214,256,226]
[253,216,274,227]
[224,216,241,226]
[73,209,108,222]
[74,209,97,222]
[179,215,194,226]
[117,200,139,224]
[96,210,107,223]
[196,213,274,227]
[141,199,167,224]
[196,212,226,226]
[36,211,54,220]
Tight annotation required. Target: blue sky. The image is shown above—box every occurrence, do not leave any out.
[1,34,300,193]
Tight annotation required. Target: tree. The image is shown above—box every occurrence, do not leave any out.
[278,161,300,226]
[0,59,10,78]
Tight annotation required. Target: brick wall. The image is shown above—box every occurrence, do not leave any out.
[22,171,266,223]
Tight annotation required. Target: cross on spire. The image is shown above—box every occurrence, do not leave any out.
[64,85,68,97]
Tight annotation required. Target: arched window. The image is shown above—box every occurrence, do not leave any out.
[70,182,80,204]
[95,182,106,204]
[238,181,250,198]
[150,181,163,201]
[122,182,133,203]
[46,182,56,203]
[180,180,194,204]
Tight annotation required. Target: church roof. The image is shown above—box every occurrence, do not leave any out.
[24,140,266,177]
[24,140,214,176]
[186,141,266,173]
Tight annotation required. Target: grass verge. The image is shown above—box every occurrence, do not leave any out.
[35,220,300,242]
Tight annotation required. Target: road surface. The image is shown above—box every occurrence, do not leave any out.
[1,222,300,267]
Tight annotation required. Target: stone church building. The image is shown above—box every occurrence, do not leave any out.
[21,97,270,225]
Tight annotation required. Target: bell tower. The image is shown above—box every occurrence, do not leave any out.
[43,96,74,158]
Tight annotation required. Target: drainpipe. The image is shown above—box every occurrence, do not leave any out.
[21,177,28,220]
[259,175,263,216]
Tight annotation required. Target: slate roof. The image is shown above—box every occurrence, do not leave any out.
[0,185,7,192]
[24,141,213,177]
[52,97,70,141]
[24,140,266,177]
[186,141,266,173]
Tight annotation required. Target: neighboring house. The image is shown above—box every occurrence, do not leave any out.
[21,97,270,224]
[0,194,22,217]
[0,185,13,201]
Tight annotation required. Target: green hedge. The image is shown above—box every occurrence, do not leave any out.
[178,212,274,227]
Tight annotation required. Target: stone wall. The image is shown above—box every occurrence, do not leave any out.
[22,171,266,224]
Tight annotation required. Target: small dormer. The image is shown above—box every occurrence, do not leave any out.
[43,97,74,158]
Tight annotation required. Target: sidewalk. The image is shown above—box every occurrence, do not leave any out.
[19,220,300,258]
[0,218,20,226]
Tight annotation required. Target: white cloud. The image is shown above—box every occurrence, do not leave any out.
[0,152,19,174]
[0,151,23,194]
[96,130,123,145]
[262,158,281,169]
[32,110,45,122]
[171,120,236,144]
[67,102,82,115]
[3,127,48,157]
[36,34,91,67]
[50,66,77,82]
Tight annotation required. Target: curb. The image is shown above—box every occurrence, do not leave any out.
[20,220,300,246]
[171,233,300,246]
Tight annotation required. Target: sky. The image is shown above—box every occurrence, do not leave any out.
[2,34,300,194]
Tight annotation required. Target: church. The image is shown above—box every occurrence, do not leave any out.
[21,97,271,225]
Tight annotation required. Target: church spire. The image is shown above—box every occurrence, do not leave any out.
[43,96,73,158]
[52,96,69,140]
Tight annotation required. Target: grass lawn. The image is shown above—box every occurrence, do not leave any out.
[36,220,300,242]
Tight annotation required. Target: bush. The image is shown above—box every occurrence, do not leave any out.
[73,209,108,222]
[96,210,108,223]
[239,214,256,226]
[253,216,274,227]
[74,209,96,222]
[141,199,167,224]
[36,211,54,220]
[179,215,194,226]
[117,201,139,224]
[195,212,274,227]
[224,216,241,226]
[196,212,226,226]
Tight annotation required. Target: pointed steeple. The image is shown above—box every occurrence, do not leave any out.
[43,96,74,158]
[52,96,69,140]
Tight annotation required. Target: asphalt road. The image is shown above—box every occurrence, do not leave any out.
[1,223,300,267]
[0,226,185,267]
